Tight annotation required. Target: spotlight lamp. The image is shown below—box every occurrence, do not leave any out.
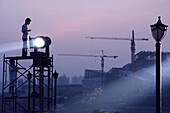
[34,37,45,48]
[30,36,51,48]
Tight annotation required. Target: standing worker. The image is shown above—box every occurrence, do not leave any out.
[9,59,17,97]
[9,59,26,97]
[21,18,31,56]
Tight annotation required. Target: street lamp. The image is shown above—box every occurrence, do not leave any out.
[53,70,59,109]
[150,16,168,113]
[27,72,32,111]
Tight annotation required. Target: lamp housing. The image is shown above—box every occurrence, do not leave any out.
[27,72,32,80]
[30,36,51,48]
[53,70,59,79]
[150,16,168,42]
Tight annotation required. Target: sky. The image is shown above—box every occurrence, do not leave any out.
[0,0,170,79]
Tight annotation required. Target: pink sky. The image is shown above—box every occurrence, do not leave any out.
[0,0,170,78]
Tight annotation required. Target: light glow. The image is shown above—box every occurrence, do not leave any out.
[34,37,45,48]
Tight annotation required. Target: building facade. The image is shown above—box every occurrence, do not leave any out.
[82,69,106,94]
[105,51,170,96]
[71,75,83,84]
[58,74,70,85]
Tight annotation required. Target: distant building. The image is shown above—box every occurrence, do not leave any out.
[71,75,83,84]
[123,51,170,71]
[58,74,70,85]
[82,69,106,94]
[105,51,170,96]
[105,67,131,84]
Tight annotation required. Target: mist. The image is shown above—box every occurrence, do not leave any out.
[59,60,170,113]
[0,42,22,53]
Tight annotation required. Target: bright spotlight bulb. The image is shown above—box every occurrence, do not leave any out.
[34,38,45,48]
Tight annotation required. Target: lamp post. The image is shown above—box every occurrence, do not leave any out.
[150,16,168,113]
[53,70,59,109]
[27,72,32,111]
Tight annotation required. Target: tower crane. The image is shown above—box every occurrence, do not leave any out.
[86,30,148,72]
[58,50,118,88]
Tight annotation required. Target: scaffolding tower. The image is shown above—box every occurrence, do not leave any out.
[1,51,54,113]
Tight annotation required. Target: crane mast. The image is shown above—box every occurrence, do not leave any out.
[86,30,148,72]
[131,30,135,72]
[59,50,118,88]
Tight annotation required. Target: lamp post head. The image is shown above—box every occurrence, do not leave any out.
[53,70,59,80]
[27,72,32,80]
[150,16,168,42]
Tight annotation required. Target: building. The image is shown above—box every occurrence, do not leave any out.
[58,74,70,85]
[105,51,170,96]
[82,69,106,94]
[71,75,83,84]
[123,51,170,71]
[105,67,131,84]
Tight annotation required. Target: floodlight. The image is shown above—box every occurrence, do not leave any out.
[30,36,51,48]
[34,37,45,48]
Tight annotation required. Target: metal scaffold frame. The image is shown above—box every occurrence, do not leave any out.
[1,54,54,113]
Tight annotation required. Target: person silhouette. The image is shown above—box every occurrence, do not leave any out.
[9,59,25,97]
[21,18,31,56]
[9,59,18,97]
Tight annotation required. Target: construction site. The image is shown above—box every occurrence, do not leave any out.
[2,26,170,113]
[0,1,170,113]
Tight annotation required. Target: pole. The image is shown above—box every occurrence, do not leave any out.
[54,78,57,109]
[51,75,53,110]
[42,69,44,112]
[101,57,104,88]
[131,30,135,72]
[156,41,161,113]
[28,78,31,111]
[33,66,35,113]
[101,50,104,88]
[2,55,5,113]
[48,67,50,110]
[39,66,43,113]
[51,56,54,110]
